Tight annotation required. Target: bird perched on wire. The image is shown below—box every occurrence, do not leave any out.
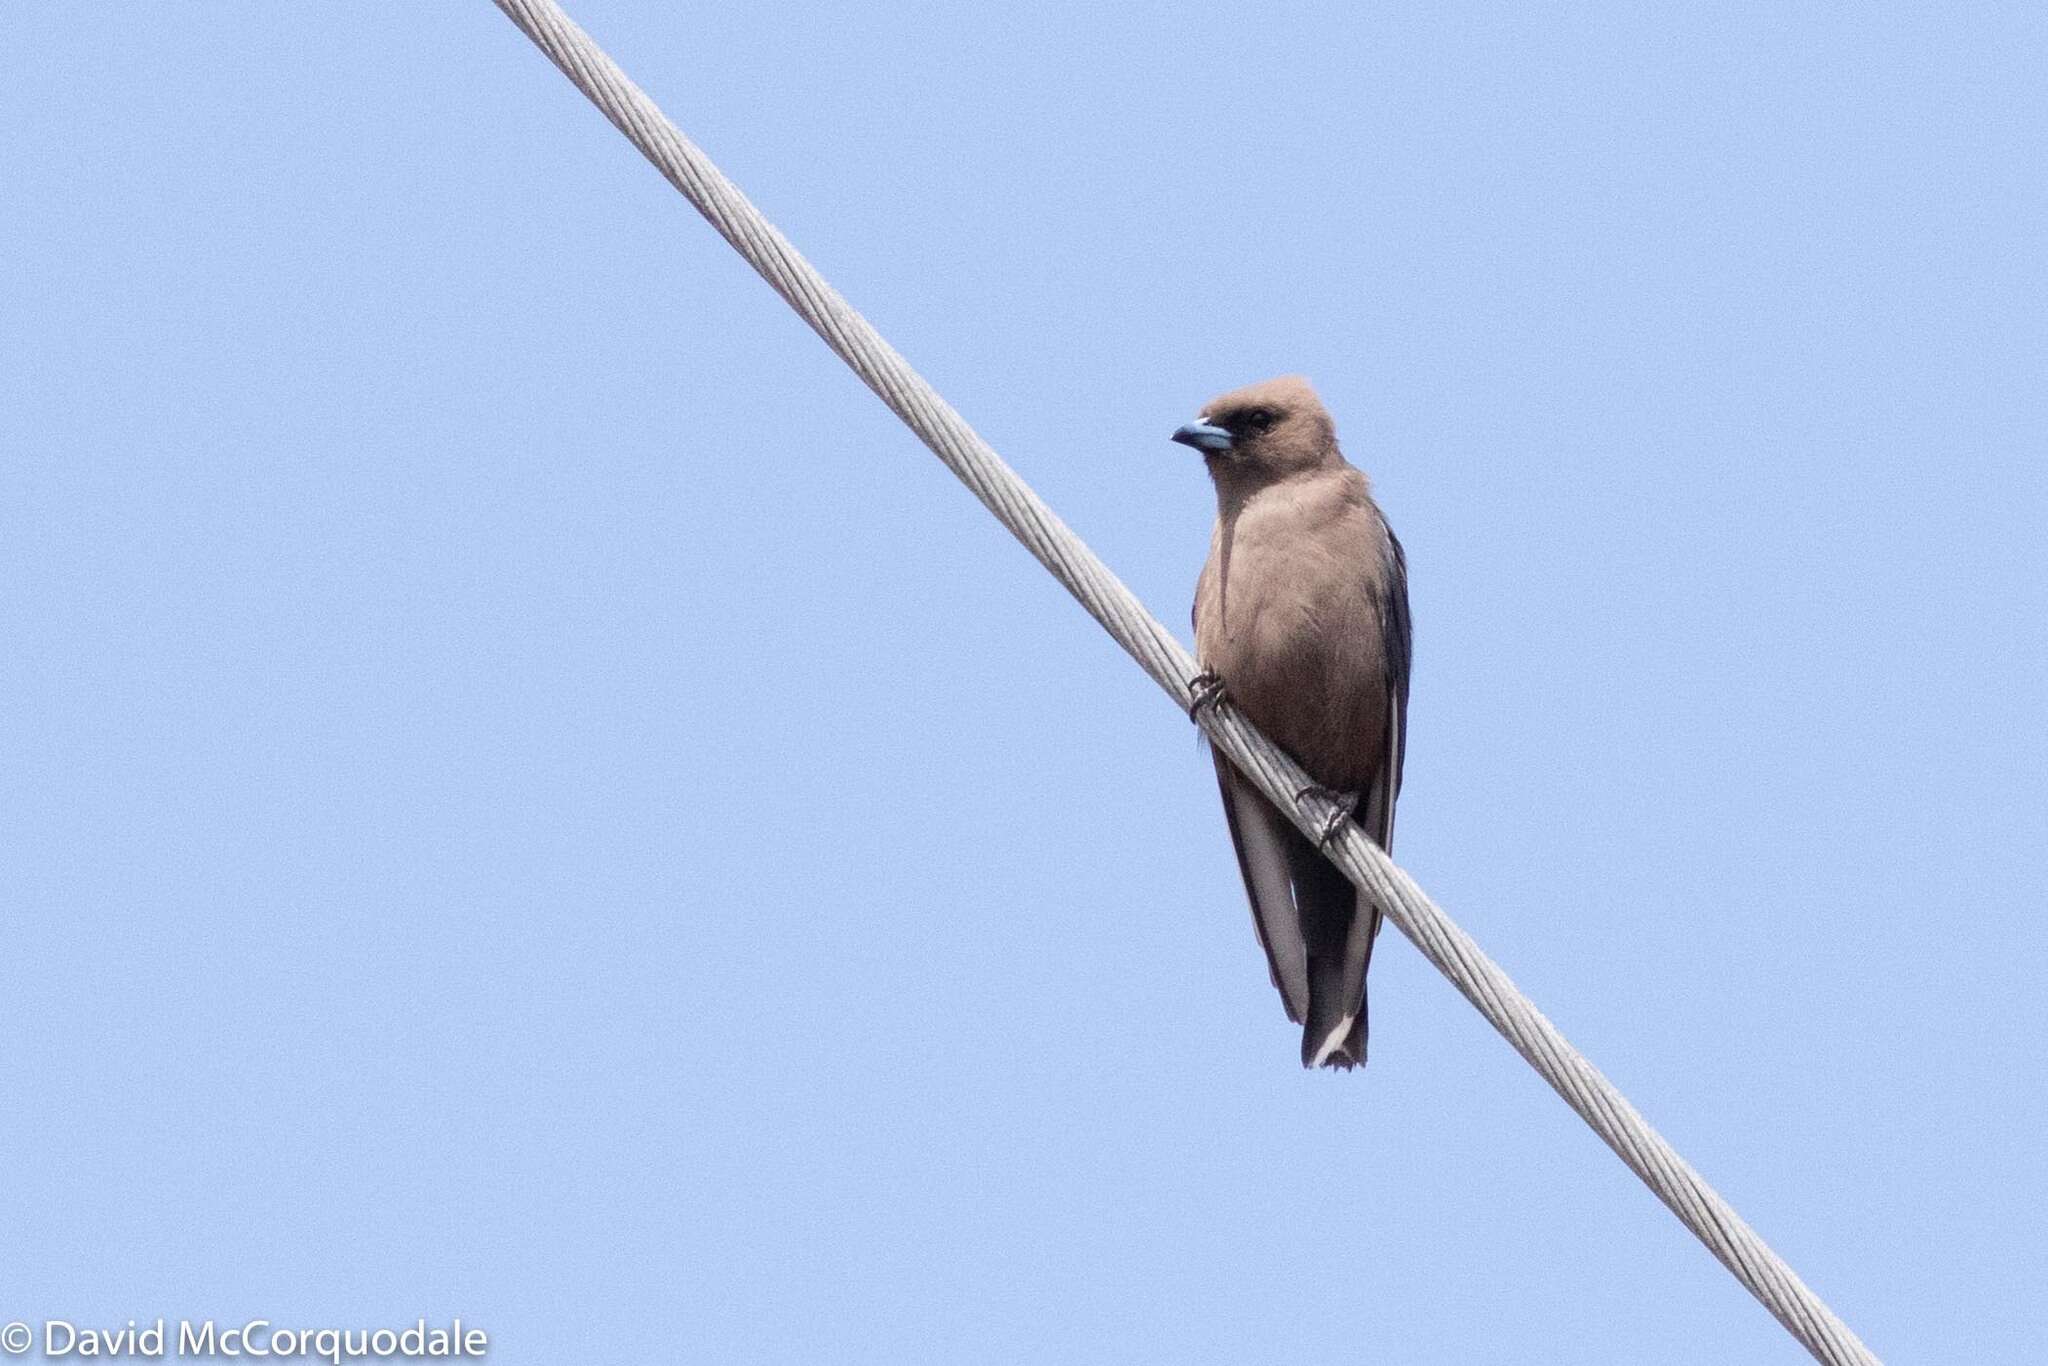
[1175,376,1411,1069]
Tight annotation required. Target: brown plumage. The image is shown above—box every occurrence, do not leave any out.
[1176,377,1411,1069]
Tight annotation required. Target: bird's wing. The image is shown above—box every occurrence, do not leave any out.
[1210,748,1310,1023]
[1306,522,1411,1066]
[1359,525,1412,853]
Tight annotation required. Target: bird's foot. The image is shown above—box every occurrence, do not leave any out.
[1294,784,1360,852]
[1186,670,1229,722]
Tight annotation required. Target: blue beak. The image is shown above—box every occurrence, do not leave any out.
[1171,420,1234,454]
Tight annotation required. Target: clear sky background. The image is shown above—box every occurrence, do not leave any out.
[4,4,2044,1362]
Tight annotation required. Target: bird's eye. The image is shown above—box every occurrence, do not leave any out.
[1243,408,1277,432]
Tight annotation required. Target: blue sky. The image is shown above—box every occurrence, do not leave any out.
[4,3,2044,1361]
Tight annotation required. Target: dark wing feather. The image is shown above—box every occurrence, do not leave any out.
[1193,592,1311,1023]
[1361,525,1412,852]
[1310,522,1410,1068]
[1211,750,1311,1022]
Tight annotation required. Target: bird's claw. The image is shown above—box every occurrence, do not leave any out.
[1294,784,1360,851]
[1187,671,1228,722]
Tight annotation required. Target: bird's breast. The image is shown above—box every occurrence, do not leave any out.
[1194,488,1391,787]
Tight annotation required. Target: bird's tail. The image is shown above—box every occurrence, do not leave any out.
[1302,965,1369,1069]
[1289,836,1379,1070]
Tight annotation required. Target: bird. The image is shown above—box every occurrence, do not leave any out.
[1174,376,1411,1069]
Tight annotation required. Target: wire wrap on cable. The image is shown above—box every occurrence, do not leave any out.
[486,5,1881,1361]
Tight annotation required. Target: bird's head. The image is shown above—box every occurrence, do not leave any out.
[1171,376,1340,484]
